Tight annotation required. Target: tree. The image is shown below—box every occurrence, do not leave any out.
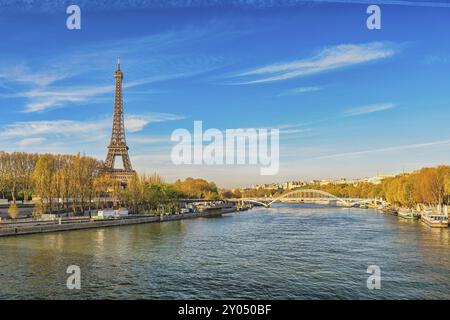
[93,174,111,210]
[5,153,20,204]
[32,155,53,215]
[415,168,444,206]
[0,152,8,199]
[123,173,144,214]
[172,177,219,199]
[19,152,38,202]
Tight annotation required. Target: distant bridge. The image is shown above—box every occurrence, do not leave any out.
[232,189,376,208]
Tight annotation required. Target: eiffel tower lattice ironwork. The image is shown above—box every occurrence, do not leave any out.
[104,60,135,184]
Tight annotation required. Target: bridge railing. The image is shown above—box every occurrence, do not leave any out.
[231,189,378,208]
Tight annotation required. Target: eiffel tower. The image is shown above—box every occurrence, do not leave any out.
[104,60,135,185]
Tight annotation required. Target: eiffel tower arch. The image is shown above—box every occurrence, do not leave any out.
[104,60,136,185]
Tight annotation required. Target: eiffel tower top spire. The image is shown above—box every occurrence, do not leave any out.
[115,58,123,80]
[105,60,135,185]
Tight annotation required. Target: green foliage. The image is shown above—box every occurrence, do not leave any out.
[30,153,104,214]
[117,176,222,214]
[118,175,185,213]
[172,177,219,199]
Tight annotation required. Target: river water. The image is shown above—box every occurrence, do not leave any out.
[0,204,449,299]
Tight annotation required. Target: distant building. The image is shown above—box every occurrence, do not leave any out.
[287,181,307,190]
[368,174,395,185]
[242,174,395,193]
[319,179,333,186]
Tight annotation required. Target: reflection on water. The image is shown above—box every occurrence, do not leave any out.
[0,204,449,299]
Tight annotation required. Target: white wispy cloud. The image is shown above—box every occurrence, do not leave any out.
[0,112,183,139]
[125,113,185,132]
[0,112,183,157]
[0,25,232,113]
[127,135,170,144]
[278,86,322,97]
[344,103,397,117]
[315,139,450,159]
[271,123,313,135]
[0,120,105,139]
[17,137,47,147]
[20,86,113,113]
[0,64,70,87]
[233,42,397,84]
[14,73,190,113]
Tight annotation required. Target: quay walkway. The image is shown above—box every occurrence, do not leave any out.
[0,210,226,237]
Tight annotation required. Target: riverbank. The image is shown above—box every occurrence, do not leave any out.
[0,208,230,237]
[379,204,449,228]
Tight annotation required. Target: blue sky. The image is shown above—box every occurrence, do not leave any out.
[0,0,450,187]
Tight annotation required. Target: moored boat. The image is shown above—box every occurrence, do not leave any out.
[421,212,448,228]
[398,209,419,220]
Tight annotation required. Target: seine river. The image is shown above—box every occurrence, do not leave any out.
[0,204,449,299]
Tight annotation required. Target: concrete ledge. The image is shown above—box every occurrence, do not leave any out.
[0,210,227,237]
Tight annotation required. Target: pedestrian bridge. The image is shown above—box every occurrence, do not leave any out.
[235,189,373,208]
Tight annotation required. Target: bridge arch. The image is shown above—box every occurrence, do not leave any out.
[241,189,351,208]
[268,189,351,207]
[241,199,271,207]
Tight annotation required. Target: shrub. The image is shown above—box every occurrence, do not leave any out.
[8,203,19,220]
